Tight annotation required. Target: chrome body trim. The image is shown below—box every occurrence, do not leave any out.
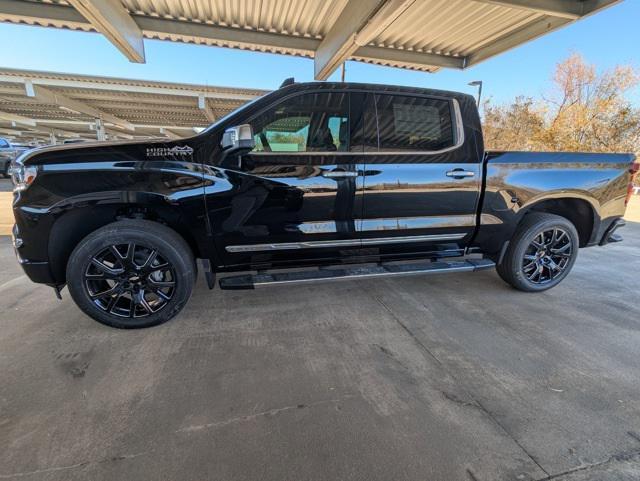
[295,214,502,234]
[322,170,358,178]
[446,169,475,178]
[225,233,467,253]
[360,233,466,245]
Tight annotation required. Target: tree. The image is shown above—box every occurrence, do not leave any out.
[482,53,640,159]
[482,96,545,151]
[540,53,640,152]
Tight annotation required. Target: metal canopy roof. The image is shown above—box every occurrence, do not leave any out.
[0,68,267,144]
[0,0,622,80]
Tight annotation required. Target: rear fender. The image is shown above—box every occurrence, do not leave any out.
[473,153,630,254]
[475,191,600,255]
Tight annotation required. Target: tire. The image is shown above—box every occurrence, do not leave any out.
[66,220,196,328]
[496,213,579,292]
[1,162,9,178]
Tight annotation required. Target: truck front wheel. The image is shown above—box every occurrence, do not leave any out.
[66,220,196,328]
[496,213,579,292]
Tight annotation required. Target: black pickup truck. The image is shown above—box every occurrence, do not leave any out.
[11,82,638,328]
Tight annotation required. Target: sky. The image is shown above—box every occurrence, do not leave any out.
[0,1,638,105]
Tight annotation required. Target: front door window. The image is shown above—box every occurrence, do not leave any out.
[249,92,353,153]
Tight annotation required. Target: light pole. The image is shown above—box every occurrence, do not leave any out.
[468,80,483,106]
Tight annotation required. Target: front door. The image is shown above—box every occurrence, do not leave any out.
[360,93,482,259]
[211,90,366,269]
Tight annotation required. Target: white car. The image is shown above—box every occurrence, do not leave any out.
[0,138,28,178]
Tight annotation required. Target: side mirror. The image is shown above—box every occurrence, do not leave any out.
[221,124,255,152]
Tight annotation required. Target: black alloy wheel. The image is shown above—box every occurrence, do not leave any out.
[496,213,579,292]
[521,228,573,285]
[85,243,176,318]
[67,220,195,328]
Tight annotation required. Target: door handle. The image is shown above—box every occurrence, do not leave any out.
[322,170,358,178]
[445,169,475,179]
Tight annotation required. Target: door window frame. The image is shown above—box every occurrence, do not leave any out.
[242,89,464,157]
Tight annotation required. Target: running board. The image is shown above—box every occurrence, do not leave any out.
[219,258,495,290]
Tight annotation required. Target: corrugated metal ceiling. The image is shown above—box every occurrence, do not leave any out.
[0,68,267,144]
[0,0,621,75]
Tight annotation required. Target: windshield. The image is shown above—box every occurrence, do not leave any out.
[201,91,271,134]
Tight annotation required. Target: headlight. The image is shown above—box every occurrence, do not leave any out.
[10,155,38,192]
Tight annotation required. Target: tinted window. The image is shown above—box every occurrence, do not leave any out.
[375,95,455,152]
[249,92,355,153]
[0,139,8,148]
[349,93,377,152]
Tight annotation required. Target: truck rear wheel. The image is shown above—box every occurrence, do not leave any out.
[496,213,579,292]
[66,220,196,328]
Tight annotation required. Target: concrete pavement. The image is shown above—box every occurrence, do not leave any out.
[1,215,640,480]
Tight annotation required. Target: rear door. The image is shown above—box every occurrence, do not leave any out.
[212,90,366,268]
[360,92,481,258]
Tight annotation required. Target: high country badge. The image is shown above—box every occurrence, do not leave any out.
[146,145,194,157]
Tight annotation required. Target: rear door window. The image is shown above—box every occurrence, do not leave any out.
[375,95,455,152]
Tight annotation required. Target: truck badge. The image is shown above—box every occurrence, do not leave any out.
[146,145,194,157]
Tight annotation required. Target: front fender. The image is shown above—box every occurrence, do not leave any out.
[14,161,215,282]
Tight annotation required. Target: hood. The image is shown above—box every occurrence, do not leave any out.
[19,137,203,166]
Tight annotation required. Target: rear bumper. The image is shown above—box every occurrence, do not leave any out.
[599,218,625,246]
[12,224,56,285]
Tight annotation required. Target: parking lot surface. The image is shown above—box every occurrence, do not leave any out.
[0,179,12,235]
[1,181,640,480]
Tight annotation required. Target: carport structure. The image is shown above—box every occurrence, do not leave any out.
[0,68,267,144]
[0,0,622,80]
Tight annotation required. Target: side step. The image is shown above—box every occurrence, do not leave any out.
[219,258,495,290]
